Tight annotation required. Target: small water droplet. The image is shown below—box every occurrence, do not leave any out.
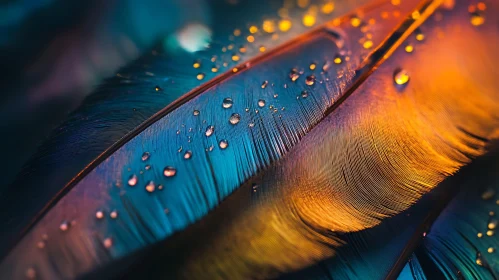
[158,185,163,190]
[229,113,241,125]
[196,73,205,80]
[261,81,269,89]
[193,61,201,68]
[487,230,494,236]
[301,91,309,98]
[470,12,485,26]
[96,210,104,219]
[154,85,162,92]
[252,184,258,193]
[141,152,150,161]
[145,181,155,193]
[478,232,483,238]
[415,30,425,41]
[163,166,177,177]
[405,44,414,53]
[309,63,316,70]
[193,110,200,116]
[258,99,266,107]
[289,68,300,82]
[128,174,138,186]
[482,188,495,200]
[205,125,215,137]
[184,150,193,159]
[37,241,45,249]
[333,55,342,64]
[103,237,113,249]
[222,98,233,109]
[488,217,497,229]
[394,69,410,85]
[249,122,255,128]
[476,252,484,266]
[145,165,151,170]
[219,140,229,149]
[110,210,118,219]
[26,267,36,279]
[305,75,315,86]
[59,221,69,231]
[488,247,495,253]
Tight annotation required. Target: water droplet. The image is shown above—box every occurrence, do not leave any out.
[351,16,361,27]
[103,237,113,249]
[128,174,138,186]
[160,167,176,178]
[211,66,218,73]
[261,80,269,89]
[478,232,483,238]
[59,221,69,231]
[305,75,315,86]
[196,73,205,80]
[205,125,215,137]
[258,99,266,107]
[394,69,410,85]
[482,188,495,200]
[222,98,233,109]
[110,210,118,219]
[405,44,414,53]
[476,252,484,266]
[488,247,495,253]
[145,165,151,170]
[145,181,155,193]
[26,268,36,279]
[487,230,494,236]
[252,184,258,193]
[229,113,241,125]
[470,12,485,26]
[219,140,229,149]
[37,241,45,249]
[488,217,497,229]
[309,63,316,70]
[193,61,201,68]
[193,110,200,116]
[155,85,162,92]
[96,210,104,219]
[184,150,193,160]
[249,122,255,128]
[141,152,150,161]
[158,185,163,190]
[301,91,309,98]
[289,68,300,82]
[415,30,425,41]
[363,40,373,49]
[333,55,342,64]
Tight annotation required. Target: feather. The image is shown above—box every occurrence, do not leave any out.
[2,0,499,279]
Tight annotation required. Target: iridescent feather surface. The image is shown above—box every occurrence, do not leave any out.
[1,0,499,279]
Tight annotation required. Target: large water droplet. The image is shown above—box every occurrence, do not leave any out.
[258,99,266,107]
[128,174,138,186]
[219,140,229,149]
[394,69,410,85]
[141,152,150,161]
[305,75,316,86]
[184,150,193,159]
[163,166,177,177]
[145,181,155,193]
[261,81,269,89]
[222,98,233,109]
[229,113,241,125]
[289,68,300,82]
[205,125,215,137]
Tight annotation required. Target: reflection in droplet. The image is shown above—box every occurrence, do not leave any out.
[219,140,229,149]
[163,166,177,177]
[184,150,193,160]
[141,152,150,161]
[289,68,300,82]
[258,100,266,107]
[193,110,200,116]
[96,210,104,219]
[128,175,138,186]
[229,113,241,125]
[305,75,315,86]
[205,125,215,137]
[394,69,410,85]
[145,181,155,193]
[261,81,269,89]
[222,98,233,109]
